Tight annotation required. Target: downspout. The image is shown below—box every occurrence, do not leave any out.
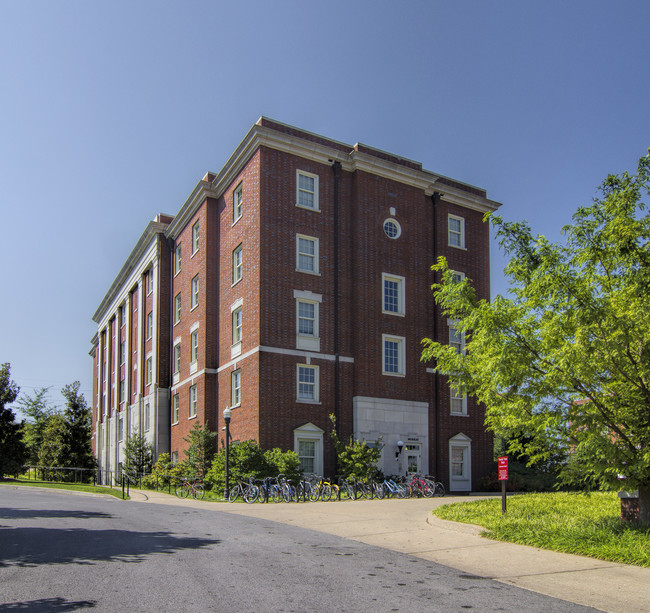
[332,161,342,440]
[431,191,443,480]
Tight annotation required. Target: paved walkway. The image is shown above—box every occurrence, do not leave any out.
[129,489,646,612]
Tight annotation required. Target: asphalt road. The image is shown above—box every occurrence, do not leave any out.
[0,487,598,612]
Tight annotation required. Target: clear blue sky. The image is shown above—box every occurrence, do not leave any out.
[1,1,648,413]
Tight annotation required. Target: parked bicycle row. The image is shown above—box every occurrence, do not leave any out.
[227,474,445,503]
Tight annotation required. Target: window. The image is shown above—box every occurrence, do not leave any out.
[173,342,181,374]
[296,170,319,210]
[118,416,124,442]
[191,275,199,310]
[189,384,197,418]
[146,311,153,340]
[298,440,315,474]
[450,383,467,415]
[174,293,181,325]
[297,300,316,337]
[382,334,405,376]
[192,220,200,254]
[450,270,465,284]
[232,244,242,284]
[172,393,179,425]
[296,235,319,274]
[143,402,150,432]
[175,244,181,275]
[382,273,405,315]
[171,451,178,464]
[448,215,465,249]
[119,378,125,403]
[119,341,126,365]
[146,356,152,386]
[233,182,243,222]
[297,364,319,402]
[232,306,242,345]
[383,218,401,239]
[448,434,472,492]
[190,329,199,365]
[231,369,241,407]
[448,320,465,354]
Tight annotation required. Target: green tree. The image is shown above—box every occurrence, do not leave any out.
[37,414,68,474]
[421,152,650,524]
[183,421,217,479]
[18,387,57,465]
[122,432,153,478]
[328,414,383,480]
[62,382,95,470]
[0,363,27,478]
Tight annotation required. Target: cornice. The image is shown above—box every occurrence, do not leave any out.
[92,220,168,324]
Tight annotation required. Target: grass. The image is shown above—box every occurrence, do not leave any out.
[434,491,650,567]
[1,477,129,500]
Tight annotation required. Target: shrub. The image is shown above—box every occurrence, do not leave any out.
[141,453,185,489]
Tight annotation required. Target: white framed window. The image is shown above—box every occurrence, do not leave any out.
[382,273,405,316]
[171,451,178,464]
[191,275,199,310]
[297,300,316,337]
[294,423,324,476]
[298,439,316,474]
[232,244,243,284]
[173,342,181,375]
[297,364,319,403]
[172,393,179,425]
[146,311,153,340]
[296,170,319,210]
[118,415,124,441]
[146,356,152,386]
[143,402,150,432]
[450,382,468,415]
[231,369,241,407]
[189,384,197,418]
[192,220,200,254]
[119,379,125,404]
[232,306,242,345]
[233,182,243,222]
[450,270,465,284]
[174,293,181,325]
[448,433,472,492]
[383,218,401,239]
[190,329,199,366]
[294,290,322,351]
[448,215,465,249]
[145,270,153,296]
[448,319,465,354]
[119,341,126,365]
[175,244,181,275]
[296,235,319,274]
[382,334,405,376]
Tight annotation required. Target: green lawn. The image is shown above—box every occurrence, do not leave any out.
[434,491,650,567]
[1,478,128,500]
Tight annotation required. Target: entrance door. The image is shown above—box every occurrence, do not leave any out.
[405,443,421,474]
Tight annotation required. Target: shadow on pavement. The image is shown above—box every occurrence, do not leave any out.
[0,508,115,520]
[0,598,97,611]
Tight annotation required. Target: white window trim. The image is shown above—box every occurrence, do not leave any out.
[231,369,241,407]
[145,354,153,386]
[293,423,324,477]
[297,363,320,403]
[449,433,472,492]
[382,273,405,316]
[232,244,243,285]
[173,340,181,377]
[383,218,402,239]
[143,401,150,432]
[296,234,320,275]
[382,334,406,377]
[190,327,199,373]
[190,275,199,311]
[450,270,466,284]
[450,381,468,416]
[448,214,466,249]
[146,311,153,340]
[189,384,197,419]
[174,244,181,276]
[231,306,243,358]
[296,170,320,211]
[174,293,181,325]
[233,182,243,223]
[448,318,465,354]
[191,220,200,255]
[294,290,322,352]
[172,393,179,425]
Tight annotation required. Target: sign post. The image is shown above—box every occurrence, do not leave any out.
[498,456,509,514]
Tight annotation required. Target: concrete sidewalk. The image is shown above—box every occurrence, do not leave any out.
[130,489,649,613]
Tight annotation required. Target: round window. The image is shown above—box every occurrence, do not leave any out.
[383,218,401,239]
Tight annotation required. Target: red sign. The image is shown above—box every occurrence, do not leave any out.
[498,456,509,481]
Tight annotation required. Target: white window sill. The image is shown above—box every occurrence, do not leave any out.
[297,399,321,405]
[172,373,179,385]
[190,304,198,312]
[297,335,320,352]
[231,342,242,359]
[295,203,321,212]
[382,372,405,378]
[232,215,243,226]
[296,269,320,276]
[448,243,467,250]
[188,414,197,420]
[382,310,405,317]
[232,278,242,287]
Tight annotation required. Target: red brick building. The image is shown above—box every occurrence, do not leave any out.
[90,118,500,491]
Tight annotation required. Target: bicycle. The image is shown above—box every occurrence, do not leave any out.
[175,477,205,500]
[228,478,259,503]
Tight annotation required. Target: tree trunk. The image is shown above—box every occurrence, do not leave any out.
[638,486,650,526]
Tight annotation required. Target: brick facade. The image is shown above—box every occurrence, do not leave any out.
[90,118,500,490]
